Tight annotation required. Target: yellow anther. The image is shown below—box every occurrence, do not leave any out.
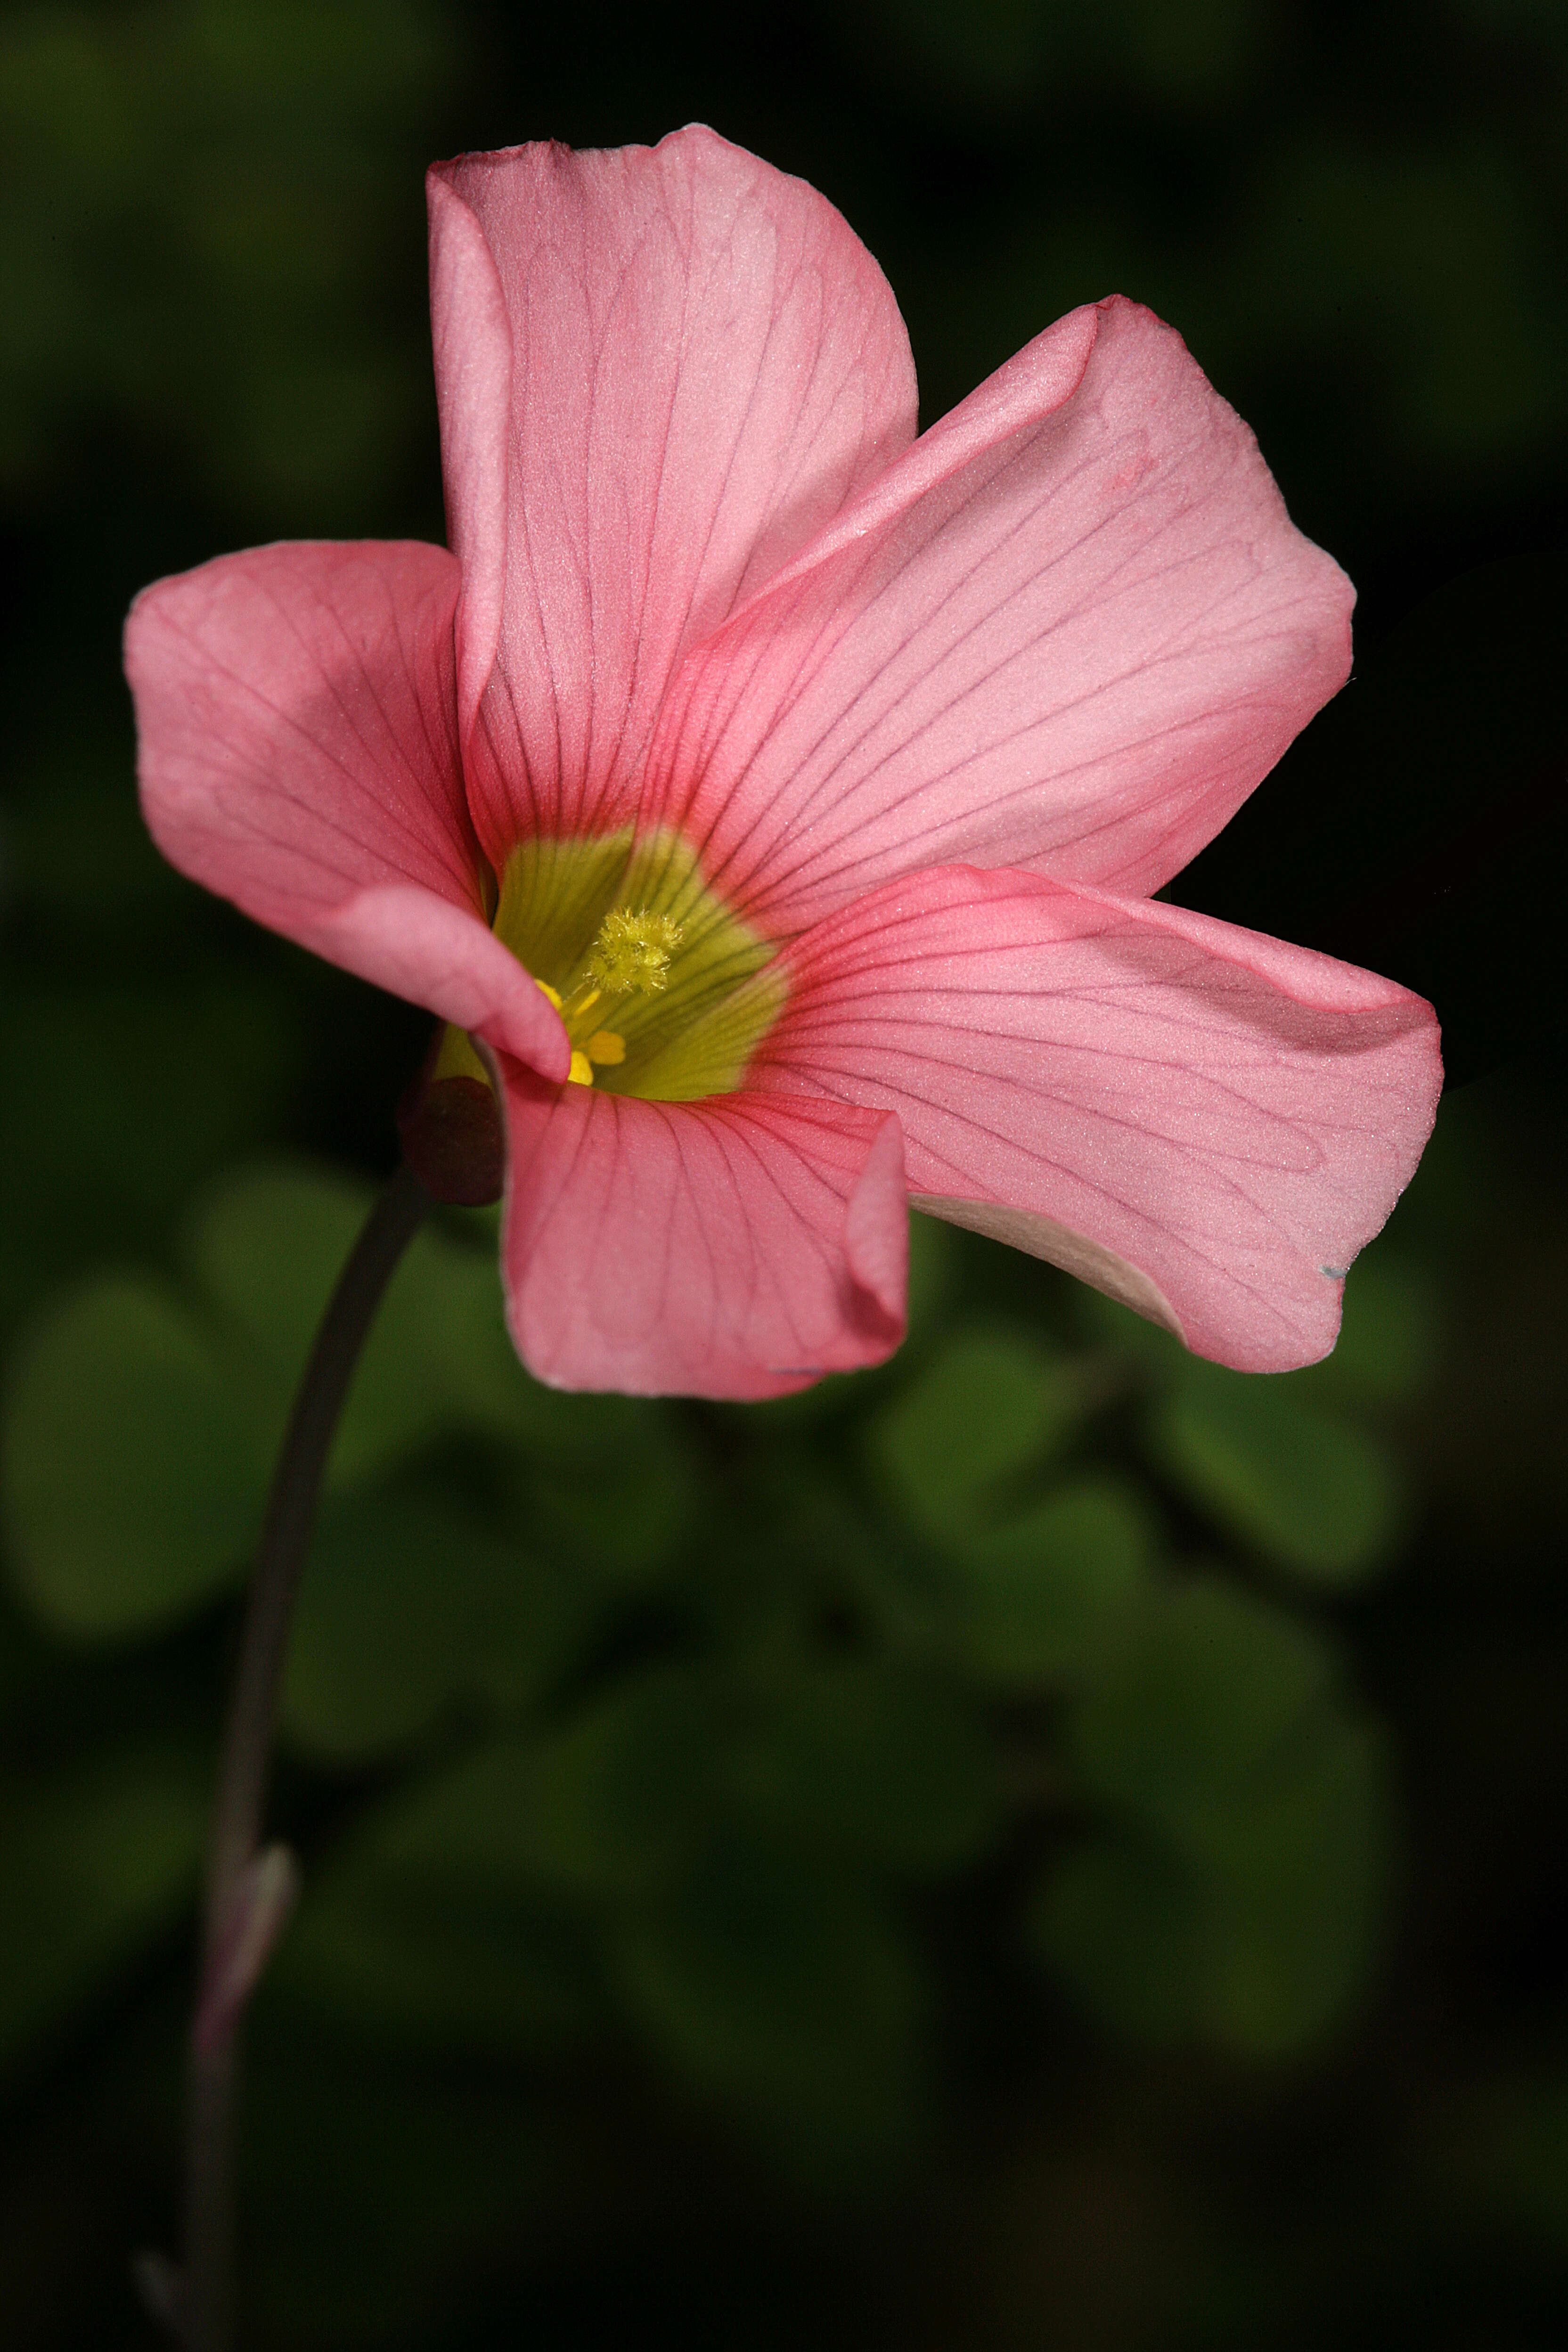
[530,907,685,1091]
[585,906,683,996]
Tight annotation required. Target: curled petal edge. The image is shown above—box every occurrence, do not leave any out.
[304,885,570,1082]
[910,1193,1186,1341]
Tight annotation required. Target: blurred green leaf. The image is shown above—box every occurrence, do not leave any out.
[515,1666,718,1901]
[280,1477,608,1765]
[0,1742,204,2074]
[905,1206,961,1333]
[0,980,299,1331]
[868,1323,1087,1543]
[186,1160,370,1382]
[1030,1577,1392,2054]
[187,1162,695,1506]
[274,1739,604,2061]
[1,1273,272,1635]
[1063,1575,1336,1813]
[612,1837,929,2180]
[1073,1280,1187,1368]
[186,1161,529,1487]
[951,1478,1159,1686]
[1300,1250,1442,1407]
[1035,1717,1391,2056]
[2,1157,711,1648]
[516,1397,707,1589]
[1030,1841,1210,2043]
[1150,1360,1406,1587]
[724,1658,1004,1877]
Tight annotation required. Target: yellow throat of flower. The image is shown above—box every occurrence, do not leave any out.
[539,905,684,1086]
[434,829,786,1102]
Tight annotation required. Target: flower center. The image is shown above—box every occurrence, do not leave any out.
[538,906,684,1086]
[434,828,786,1102]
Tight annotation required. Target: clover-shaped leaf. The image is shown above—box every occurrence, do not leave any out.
[1151,1359,1406,1588]
[1,1274,274,1636]
[867,1323,1089,1544]
[949,1477,1159,1687]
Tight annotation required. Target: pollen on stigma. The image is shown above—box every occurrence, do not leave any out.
[539,906,684,1086]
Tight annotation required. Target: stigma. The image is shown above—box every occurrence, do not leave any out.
[543,906,684,1086]
[587,907,682,994]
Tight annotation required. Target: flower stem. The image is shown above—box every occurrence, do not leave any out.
[182,1160,432,2352]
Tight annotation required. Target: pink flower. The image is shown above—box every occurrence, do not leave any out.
[124,128,1441,1400]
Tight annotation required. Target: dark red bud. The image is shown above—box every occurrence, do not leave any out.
[397,1060,505,1207]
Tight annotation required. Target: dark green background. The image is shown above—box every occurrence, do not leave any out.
[1,3,1566,2346]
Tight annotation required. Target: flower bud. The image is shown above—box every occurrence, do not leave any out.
[397,1037,504,1207]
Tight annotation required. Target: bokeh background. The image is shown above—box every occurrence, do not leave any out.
[1,3,1566,2345]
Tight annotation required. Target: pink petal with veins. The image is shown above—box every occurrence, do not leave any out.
[754,864,1440,1372]
[125,540,569,1080]
[492,1068,907,1397]
[429,125,918,867]
[426,175,514,760]
[642,296,1352,930]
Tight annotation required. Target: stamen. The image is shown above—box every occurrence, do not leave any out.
[585,907,683,996]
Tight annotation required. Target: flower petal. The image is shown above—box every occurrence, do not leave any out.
[642,296,1352,930]
[753,865,1441,1372]
[491,1070,907,1398]
[125,540,569,1080]
[428,125,918,864]
[426,172,513,764]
